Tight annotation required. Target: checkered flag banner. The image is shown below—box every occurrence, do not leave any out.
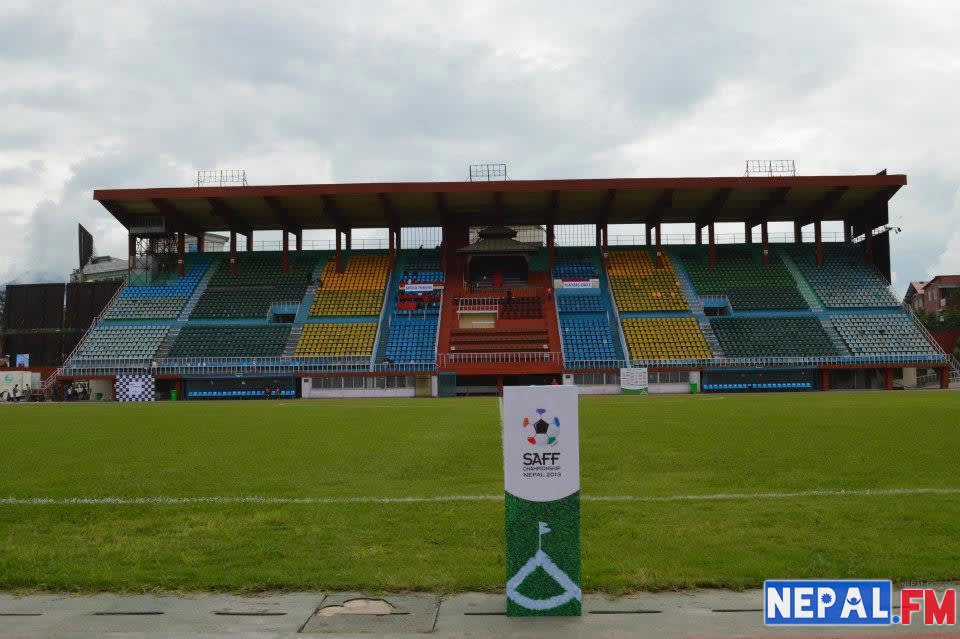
[116,374,156,402]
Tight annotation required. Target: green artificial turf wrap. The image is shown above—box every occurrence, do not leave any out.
[505,491,581,616]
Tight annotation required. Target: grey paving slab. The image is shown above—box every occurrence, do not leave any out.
[0,590,957,638]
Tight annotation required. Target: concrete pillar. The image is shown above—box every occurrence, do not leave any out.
[229,230,237,276]
[547,222,555,275]
[246,231,253,252]
[940,367,950,389]
[843,220,851,243]
[708,222,716,268]
[196,233,205,253]
[815,219,823,267]
[645,224,651,246]
[295,231,302,251]
[177,230,185,277]
[902,367,917,388]
[601,222,608,254]
[821,369,830,391]
[695,224,702,245]
[655,222,663,267]
[335,228,343,273]
[281,228,289,274]
[345,228,352,251]
[865,225,874,265]
[128,234,136,272]
[761,220,769,267]
[884,368,894,391]
[745,222,753,244]
[794,220,802,244]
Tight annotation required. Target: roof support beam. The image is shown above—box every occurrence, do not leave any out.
[207,198,252,235]
[263,197,302,234]
[795,187,848,227]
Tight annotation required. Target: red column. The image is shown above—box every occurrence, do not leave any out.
[761,220,769,267]
[388,226,396,266]
[708,222,716,268]
[655,223,663,267]
[745,222,753,244]
[884,368,894,391]
[196,233,205,253]
[281,228,289,274]
[865,226,874,265]
[335,228,343,273]
[128,234,136,272]
[794,220,802,244]
[547,222,555,274]
[815,219,823,267]
[821,369,830,391]
[940,367,950,389]
[177,230,185,277]
[229,230,237,276]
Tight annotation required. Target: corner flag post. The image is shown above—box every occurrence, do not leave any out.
[502,385,581,617]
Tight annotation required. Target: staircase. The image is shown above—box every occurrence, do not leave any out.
[282,325,303,357]
[177,258,217,321]
[155,326,181,359]
[294,257,330,324]
[699,320,724,358]
[818,316,850,355]
[778,249,823,311]
[670,255,705,315]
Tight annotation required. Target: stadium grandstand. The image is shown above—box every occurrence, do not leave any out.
[39,171,958,399]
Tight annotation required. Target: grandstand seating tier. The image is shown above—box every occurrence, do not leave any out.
[294,322,377,357]
[167,325,291,358]
[73,326,169,360]
[674,246,807,310]
[785,244,899,307]
[608,250,688,312]
[831,313,941,357]
[709,316,839,358]
[621,317,711,360]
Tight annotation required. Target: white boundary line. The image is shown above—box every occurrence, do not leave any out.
[1,487,958,506]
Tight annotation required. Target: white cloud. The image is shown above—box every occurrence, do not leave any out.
[1,1,959,285]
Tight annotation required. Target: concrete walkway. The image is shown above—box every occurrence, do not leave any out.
[0,590,956,637]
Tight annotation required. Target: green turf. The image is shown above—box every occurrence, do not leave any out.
[1,392,958,592]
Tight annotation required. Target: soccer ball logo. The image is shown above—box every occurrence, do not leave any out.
[523,408,560,446]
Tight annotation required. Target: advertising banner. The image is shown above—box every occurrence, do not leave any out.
[620,367,649,394]
[501,385,581,616]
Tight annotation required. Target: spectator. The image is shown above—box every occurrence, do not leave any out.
[274,385,281,398]
[12,384,20,403]
[23,384,30,402]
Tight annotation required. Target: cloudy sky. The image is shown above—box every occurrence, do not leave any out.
[1,1,958,293]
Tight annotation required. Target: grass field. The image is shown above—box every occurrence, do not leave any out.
[1,392,958,593]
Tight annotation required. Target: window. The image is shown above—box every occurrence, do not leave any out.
[649,371,690,384]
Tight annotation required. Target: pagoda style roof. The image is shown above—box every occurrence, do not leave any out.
[456,226,541,255]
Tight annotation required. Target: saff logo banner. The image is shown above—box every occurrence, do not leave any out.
[502,385,581,616]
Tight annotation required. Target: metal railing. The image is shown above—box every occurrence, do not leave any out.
[439,352,561,366]
[457,297,501,314]
[605,231,846,246]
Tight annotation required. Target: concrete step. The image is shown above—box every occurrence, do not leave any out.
[155,326,182,359]
[778,249,822,311]
[699,320,724,358]
[177,258,217,321]
[282,325,303,357]
[818,316,850,355]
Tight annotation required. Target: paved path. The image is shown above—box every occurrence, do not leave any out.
[0,590,957,637]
